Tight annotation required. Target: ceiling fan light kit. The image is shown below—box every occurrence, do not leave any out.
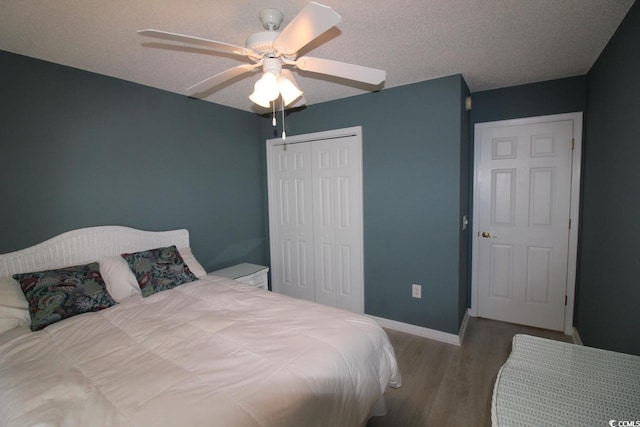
[138,1,386,111]
[249,57,304,108]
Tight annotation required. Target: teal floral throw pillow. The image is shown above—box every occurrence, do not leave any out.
[13,262,117,331]
[121,245,198,297]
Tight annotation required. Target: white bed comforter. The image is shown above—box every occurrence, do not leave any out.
[0,276,401,427]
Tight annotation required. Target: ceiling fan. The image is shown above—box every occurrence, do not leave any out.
[138,2,386,110]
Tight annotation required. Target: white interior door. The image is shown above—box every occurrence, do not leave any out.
[267,127,364,313]
[473,113,582,332]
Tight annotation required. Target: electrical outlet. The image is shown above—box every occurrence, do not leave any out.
[412,284,422,299]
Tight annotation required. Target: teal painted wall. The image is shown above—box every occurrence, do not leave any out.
[470,76,587,125]
[579,1,640,356]
[0,51,267,272]
[260,75,470,334]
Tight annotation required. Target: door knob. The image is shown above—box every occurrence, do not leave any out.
[481,231,497,239]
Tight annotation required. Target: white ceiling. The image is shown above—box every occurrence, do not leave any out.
[0,0,634,113]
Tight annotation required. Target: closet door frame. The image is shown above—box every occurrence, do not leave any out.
[266,126,364,313]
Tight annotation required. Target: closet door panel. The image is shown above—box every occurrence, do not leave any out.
[269,143,315,301]
[312,136,363,312]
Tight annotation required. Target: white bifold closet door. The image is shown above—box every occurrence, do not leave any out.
[267,127,364,313]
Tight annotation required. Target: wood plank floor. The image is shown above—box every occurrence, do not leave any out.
[367,317,573,427]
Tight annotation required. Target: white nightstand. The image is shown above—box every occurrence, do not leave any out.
[209,263,269,290]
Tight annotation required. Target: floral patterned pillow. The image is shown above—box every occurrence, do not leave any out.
[121,245,198,298]
[13,262,117,331]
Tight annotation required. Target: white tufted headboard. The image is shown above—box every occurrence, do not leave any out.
[0,226,190,277]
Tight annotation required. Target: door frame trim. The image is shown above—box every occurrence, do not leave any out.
[470,113,582,335]
[265,126,364,312]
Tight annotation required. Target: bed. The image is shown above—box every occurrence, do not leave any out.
[492,334,640,426]
[0,226,401,427]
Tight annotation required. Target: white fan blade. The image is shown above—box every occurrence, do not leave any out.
[186,64,259,95]
[138,29,254,59]
[273,2,341,56]
[296,56,386,85]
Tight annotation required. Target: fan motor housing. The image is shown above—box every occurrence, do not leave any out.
[246,31,279,56]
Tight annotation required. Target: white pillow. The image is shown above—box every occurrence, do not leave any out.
[179,247,207,278]
[0,276,31,334]
[99,255,141,301]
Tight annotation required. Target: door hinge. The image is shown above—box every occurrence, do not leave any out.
[569,218,572,229]
[565,295,568,306]
[571,138,575,150]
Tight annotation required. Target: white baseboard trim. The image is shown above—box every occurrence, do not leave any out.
[572,327,583,346]
[368,311,470,347]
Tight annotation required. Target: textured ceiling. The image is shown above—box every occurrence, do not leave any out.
[0,0,634,113]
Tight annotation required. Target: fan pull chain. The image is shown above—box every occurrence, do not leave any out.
[281,98,286,141]
[272,101,276,126]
